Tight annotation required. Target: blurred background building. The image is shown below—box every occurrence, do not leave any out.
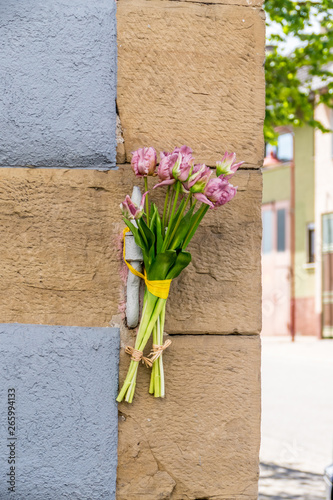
[262,96,333,338]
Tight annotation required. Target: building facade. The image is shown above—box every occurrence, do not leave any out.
[262,116,333,338]
[315,104,333,339]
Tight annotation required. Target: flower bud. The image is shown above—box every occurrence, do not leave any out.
[154,151,178,188]
[120,193,147,219]
[187,164,212,193]
[172,152,193,182]
[216,152,243,178]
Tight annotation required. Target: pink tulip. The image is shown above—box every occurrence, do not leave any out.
[172,146,194,182]
[172,153,190,182]
[216,152,243,179]
[154,146,194,188]
[173,145,193,157]
[194,177,237,208]
[154,151,179,188]
[120,192,147,220]
[131,147,157,177]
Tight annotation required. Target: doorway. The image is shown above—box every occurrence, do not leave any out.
[262,201,291,336]
[322,213,333,338]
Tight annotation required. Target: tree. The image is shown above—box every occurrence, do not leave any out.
[265,0,333,143]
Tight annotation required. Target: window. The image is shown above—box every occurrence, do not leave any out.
[277,209,286,252]
[262,203,289,255]
[323,214,333,253]
[263,210,273,254]
[277,133,293,162]
[265,132,293,162]
[265,143,277,158]
[307,223,315,263]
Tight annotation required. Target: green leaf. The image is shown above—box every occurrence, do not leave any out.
[166,250,192,279]
[148,204,164,255]
[169,205,195,250]
[154,209,164,255]
[147,251,178,280]
[150,205,157,235]
[123,218,151,270]
[138,217,156,263]
[149,202,155,224]
[183,204,209,250]
[123,219,144,248]
[167,198,186,235]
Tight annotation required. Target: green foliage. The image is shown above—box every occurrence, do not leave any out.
[265,0,333,143]
[124,192,204,283]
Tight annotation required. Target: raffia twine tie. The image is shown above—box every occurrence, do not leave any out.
[125,345,153,368]
[149,339,172,363]
[125,340,171,367]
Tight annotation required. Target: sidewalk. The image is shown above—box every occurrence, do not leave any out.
[259,336,333,499]
[259,462,325,499]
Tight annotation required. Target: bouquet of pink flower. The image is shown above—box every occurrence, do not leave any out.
[117,146,243,403]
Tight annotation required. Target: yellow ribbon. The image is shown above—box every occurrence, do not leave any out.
[123,227,172,300]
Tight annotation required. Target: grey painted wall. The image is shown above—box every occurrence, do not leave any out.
[0,324,119,499]
[0,0,117,169]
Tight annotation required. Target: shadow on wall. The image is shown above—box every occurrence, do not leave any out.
[259,462,325,500]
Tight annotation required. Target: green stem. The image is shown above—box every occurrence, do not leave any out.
[154,315,161,397]
[149,360,155,394]
[182,203,209,250]
[149,322,158,394]
[166,184,175,228]
[116,360,138,402]
[149,301,167,398]
[138,221,148,248]
[126,367,138,403]
[137,296,165,352]
[165,193,191,250]
[162,186,170,234]
[117,291,159,402]
[162,182,180,252]
[144,177,149,227]
[158,303,166,397]
[117,291,166,403]
[158,354,164,398]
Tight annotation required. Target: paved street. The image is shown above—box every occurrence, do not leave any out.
[259,336,333,499]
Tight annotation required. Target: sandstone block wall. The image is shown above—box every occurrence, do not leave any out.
[117,0,265,168]
[0,167,261,336]
[117,335,261,500]
[116,0,264,497]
